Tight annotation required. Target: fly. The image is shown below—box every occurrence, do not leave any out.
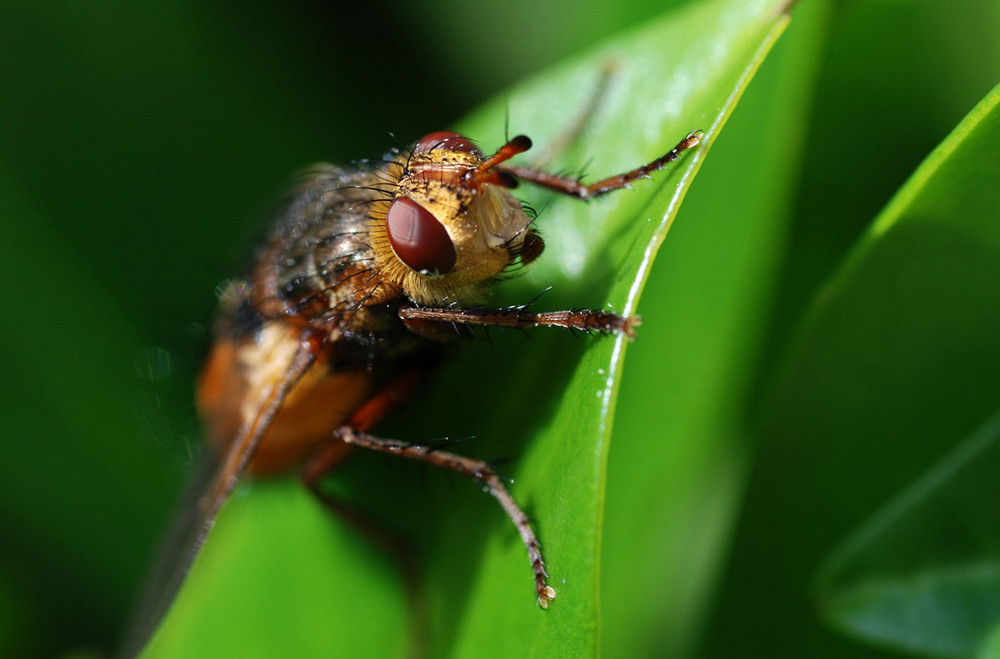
[129,124,702,653]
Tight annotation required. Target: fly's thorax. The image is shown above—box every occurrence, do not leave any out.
[242,163,405,335]
[369,146,533,306]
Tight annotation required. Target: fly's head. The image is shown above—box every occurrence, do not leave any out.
[370,131,544,306]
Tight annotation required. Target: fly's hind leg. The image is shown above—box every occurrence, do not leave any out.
[302,454,430,658]
[301,369,431,654]
[302,367,427,507]
[338,427,557,609]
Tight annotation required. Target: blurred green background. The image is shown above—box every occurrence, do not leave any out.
[2,0,999,657]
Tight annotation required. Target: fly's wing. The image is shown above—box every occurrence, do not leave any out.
[121,336,319,657]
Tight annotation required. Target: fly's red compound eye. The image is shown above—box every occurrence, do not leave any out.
[385,198,457,275]
[413,131,481,156]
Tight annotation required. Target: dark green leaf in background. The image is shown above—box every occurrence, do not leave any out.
[818,412,1000,658]
[813,82,1000,658]
[703,22,1000,659]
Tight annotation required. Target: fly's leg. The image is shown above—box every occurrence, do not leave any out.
[400,305,640,339]
[502,129,703,200]
[301,445,411,565]
[338,427,558,609]
[301,369,431,654]
[301,455,430,658]
[525,62,617,168]
[302,367,427,488]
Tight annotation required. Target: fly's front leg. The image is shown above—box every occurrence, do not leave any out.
[400,305,640,339]
[337,427,558,609]
[502,129,703,200]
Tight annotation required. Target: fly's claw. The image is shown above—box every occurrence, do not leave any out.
[538,585,557,609]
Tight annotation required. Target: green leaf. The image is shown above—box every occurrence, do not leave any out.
[979,626,1000,659]
[142,1,789,656]
[700,3,1000,657]
[711,80,1000,657]
[817,412,1000,658]
[808,84,1000,657]
[600,1,828,655]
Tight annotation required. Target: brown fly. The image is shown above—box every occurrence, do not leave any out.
[128,124,702,653]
